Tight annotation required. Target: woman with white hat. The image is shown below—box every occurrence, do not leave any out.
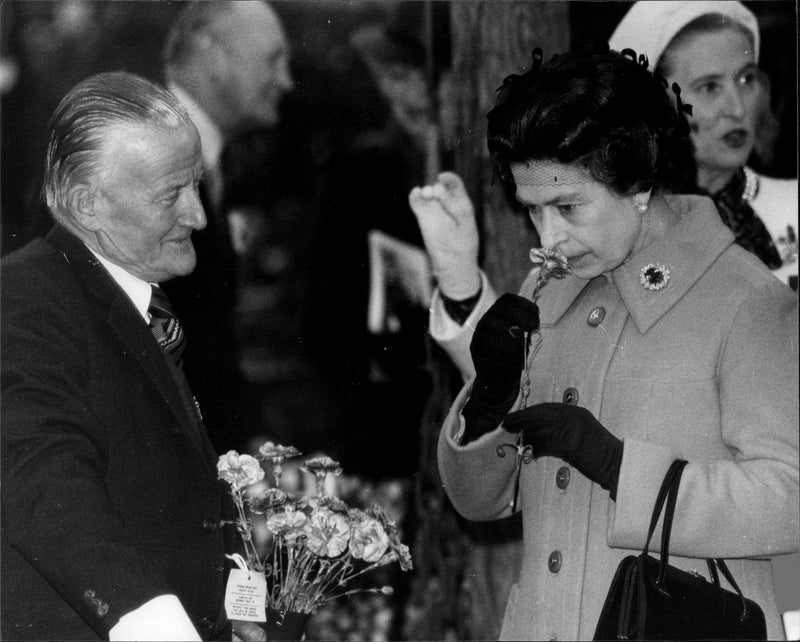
[610,0,797,290]
[611,7,799,636]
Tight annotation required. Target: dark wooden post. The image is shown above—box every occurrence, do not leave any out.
[451,3,570,638]
[451,1,570,293]
[407,4,571,639]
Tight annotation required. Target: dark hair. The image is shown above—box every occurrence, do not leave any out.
[43,71,192,223]
[487,47,693,196]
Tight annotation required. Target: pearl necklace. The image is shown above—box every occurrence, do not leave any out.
[742,166,759,203]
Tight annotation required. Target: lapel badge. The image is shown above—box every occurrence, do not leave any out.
[776,225,797,265]
[639,263,670,291]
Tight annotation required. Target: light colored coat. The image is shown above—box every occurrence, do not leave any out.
[436,195,799,640]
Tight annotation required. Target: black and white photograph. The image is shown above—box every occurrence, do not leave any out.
[1,1,797,640]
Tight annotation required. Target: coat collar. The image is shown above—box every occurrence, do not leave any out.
[535,195,734,333]
[44,225,201,438]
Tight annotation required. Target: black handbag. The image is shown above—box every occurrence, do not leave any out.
[594,459,767,640]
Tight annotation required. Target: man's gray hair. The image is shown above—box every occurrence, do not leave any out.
[163,1,246,80]
[43,71,192,223]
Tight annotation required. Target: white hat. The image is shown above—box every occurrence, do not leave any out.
[608,1,760,70]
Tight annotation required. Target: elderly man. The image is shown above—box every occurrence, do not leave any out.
[160,1,293,452]
[1,72,230,640]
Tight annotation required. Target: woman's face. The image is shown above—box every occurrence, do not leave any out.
[511,161,648,280]
[662,28,760,180]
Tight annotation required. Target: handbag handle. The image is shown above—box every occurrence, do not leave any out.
[644,459,750,621]
[641,459,687,559]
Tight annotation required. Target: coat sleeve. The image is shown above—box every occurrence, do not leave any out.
[608,284,800,558]
[428,271,497,382]
[437,382,522,521]
[1,268,176,636]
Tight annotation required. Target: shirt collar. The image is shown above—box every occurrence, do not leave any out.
[535,194,734,333]
[168,81,224,171]
[86,246,153,322]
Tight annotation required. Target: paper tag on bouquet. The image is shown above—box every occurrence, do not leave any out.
[224,555,267,622]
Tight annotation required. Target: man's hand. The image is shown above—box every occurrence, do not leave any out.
[408,172,481,300]
[232,620,267,641]
[461,293,539,443]
[503,403,624,499]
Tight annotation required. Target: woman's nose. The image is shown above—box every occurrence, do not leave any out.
[724,84,747,119]
[537,209,568,249]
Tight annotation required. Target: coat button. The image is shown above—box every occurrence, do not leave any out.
[556,466,570,489]
[588,307,605,326]
[548,550,562,573]
[203,519,219,532]
[562,387,578,405]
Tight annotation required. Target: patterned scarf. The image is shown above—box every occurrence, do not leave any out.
[712,168,783,270]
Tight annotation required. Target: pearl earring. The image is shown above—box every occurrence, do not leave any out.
[636,202,648,214]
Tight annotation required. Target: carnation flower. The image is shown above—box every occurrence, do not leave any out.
[218,444,412,617]
[349,516,389,563]
[529,246,570,300]
[258,441,302,486]
[302,456,343,496]
[320,496,349,513]
[266,510,308,546]
[367,504,413,571]
[258,442,302,462]
[302,456,343,478]
[249,488,287,514]
[217,451,265,489]
[303,508,350,557]
[382,542,413,572]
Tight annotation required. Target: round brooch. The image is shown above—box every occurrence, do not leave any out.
[639,263,670,291]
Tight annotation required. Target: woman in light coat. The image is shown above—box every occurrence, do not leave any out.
[609,0,797,290]
[411,46,798,640]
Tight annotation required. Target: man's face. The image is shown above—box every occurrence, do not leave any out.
[221,3,293,129]
[88,123,206,283]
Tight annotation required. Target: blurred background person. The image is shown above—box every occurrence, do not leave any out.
[162,0,293,452]
[610,0,797,290]
[307,16,441,480]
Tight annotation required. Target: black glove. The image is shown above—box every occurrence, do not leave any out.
[461,293,539,443]
[503,402,624,500]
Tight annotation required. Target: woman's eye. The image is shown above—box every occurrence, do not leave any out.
[737,71,757,87]
[558,204,578,216]
[697,81,722,94]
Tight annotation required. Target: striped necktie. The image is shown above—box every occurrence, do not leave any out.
[148,285,186,367]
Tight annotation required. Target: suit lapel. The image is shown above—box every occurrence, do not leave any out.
[45,226,208,455]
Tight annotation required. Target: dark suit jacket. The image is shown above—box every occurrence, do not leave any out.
[1,225,232,640]
[162,131,274,452]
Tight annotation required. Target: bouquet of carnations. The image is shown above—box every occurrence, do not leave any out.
[217,442,413,625]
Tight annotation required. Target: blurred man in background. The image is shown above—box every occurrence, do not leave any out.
[162,1,293,452]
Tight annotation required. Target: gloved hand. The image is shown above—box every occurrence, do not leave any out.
[461,293,539,443]
[503,402,624,500]
[408,172,481,300]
